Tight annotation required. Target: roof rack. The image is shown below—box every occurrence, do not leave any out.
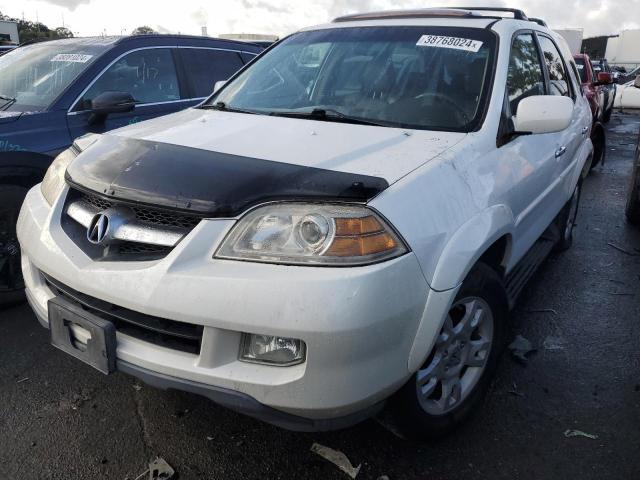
[449,7,529,20]
[529,17,548,27]
[332,7,534,23]
[333,8,482,23]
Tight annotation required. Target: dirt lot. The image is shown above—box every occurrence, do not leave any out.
[1,112,639,480]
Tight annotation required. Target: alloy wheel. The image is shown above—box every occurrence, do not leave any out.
[416,297,494,416]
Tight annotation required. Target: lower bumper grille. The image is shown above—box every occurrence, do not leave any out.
[43,274,203,355]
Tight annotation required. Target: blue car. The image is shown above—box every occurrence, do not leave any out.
[0,35,261,305]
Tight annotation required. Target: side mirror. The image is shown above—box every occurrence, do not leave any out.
[514,95,573,134]
[88,91,136,126]
[595,72,613,85]
[635,75,640,88]
[213,80,227,94]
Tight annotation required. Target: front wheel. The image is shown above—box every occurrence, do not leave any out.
[391,262,507,440]
[0,185,28,308]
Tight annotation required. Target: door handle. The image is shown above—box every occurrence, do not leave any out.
[555,146,567,158]
[581,126,589,135]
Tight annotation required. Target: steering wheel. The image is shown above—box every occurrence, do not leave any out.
[414,92,469,124]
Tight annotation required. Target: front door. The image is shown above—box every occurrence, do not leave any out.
[67,47,196,137]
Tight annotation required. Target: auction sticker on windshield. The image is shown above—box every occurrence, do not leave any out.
[416,35,483,52]
[50,54,94,63]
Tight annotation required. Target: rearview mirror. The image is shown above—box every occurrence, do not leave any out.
[635,75,640,88]
[595,71,613,85]
[213,80,227,94]
[514,95,573,134]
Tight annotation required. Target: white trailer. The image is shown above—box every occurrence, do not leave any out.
[0,20,18,44]
[554,28,583,55]
[606,29,640,67]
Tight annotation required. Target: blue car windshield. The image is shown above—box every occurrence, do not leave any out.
[209,26,497,132]
[0,39,112,112]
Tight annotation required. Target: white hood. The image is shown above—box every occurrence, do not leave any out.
[110,108,465,184]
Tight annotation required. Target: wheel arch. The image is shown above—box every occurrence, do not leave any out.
[0,151,54,187]
[408,205,514,372]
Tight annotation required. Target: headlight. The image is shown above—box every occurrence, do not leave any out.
[215,203,407,266]
[40,148,77,206]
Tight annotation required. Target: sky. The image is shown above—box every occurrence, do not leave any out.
[0,0,638,39]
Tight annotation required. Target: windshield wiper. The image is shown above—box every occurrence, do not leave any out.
[199,101,262,115]
[270,108,390,127]
[0,94,16,111]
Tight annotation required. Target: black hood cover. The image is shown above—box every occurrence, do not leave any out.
[65,135,389,217]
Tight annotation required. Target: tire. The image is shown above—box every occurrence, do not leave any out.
[390,262,508,440]
[555,182,581,251]
[626,159,640,225]
[0,185,28,309]
[602,105,612,124]
[589,127,606,170]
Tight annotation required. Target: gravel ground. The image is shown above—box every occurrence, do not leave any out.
[1,112,639,480]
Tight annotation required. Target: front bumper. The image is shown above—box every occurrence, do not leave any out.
[18,185,433,428]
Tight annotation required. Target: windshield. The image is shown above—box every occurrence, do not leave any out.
[0,40,109,112]
[209,26,497,132]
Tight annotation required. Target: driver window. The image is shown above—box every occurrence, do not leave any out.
[507,33,545,117]
[79,48,181,110]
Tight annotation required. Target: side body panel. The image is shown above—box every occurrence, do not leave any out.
[371,21,593,372]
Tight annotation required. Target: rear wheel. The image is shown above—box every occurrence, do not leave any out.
[626,159,640,225]
[589,126,606,170]
[391,262,507,440]
[0,185,28,308]
[555,182,581,251]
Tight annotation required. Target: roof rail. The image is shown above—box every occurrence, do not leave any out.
[449,7,529,20]
[333,8,482,23]
[529,17,548,27]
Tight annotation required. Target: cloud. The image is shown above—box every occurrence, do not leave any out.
[43,0,91,10]
[190,7,208,26]
[9,0,640,39]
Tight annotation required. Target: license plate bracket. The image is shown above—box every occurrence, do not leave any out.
[48,297,116,374]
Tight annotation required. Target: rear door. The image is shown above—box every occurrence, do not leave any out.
[67,47,192,137]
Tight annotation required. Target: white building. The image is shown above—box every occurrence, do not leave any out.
[0,20,18,44]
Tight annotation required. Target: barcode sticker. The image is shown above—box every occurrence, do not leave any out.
[416,35,483,52]
[50,54,94,63]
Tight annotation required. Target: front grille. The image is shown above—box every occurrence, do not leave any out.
[62,189,204,261]
[116,243,173,256]
[81,192,202,230]
[44,273,203,355]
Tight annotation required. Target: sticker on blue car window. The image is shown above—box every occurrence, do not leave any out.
[416,35,483,53]
[50,54,94,63]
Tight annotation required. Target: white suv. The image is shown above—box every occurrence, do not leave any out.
[18,8,592,438]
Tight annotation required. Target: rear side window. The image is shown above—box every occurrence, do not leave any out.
[574,57,588,83]
[180,48,244,98]
[79,48,181,109]
[507,33,545,115]
[538,36,573,98]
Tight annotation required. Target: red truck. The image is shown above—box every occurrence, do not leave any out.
[574,53,614,169]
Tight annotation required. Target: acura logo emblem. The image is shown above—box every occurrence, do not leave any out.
[87,213,110,244]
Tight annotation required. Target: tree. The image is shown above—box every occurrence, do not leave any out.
[54,27,74,38]
[0,11,74,43]
[131,26,156,35]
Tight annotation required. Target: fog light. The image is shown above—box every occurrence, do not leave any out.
[240,333,306,366]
